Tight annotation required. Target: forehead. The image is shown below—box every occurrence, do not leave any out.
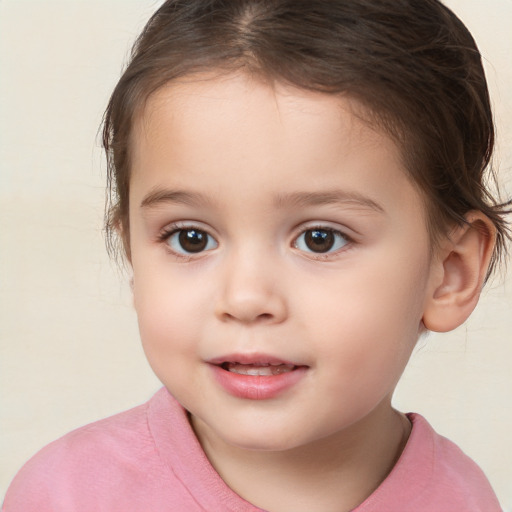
[132,73,401,169]
[129,73,424,224]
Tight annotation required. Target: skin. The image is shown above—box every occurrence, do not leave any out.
[127,73,494,511]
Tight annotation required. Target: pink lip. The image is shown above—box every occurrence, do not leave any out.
[208,353,308,400]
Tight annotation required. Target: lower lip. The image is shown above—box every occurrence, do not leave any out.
[210,365,307,400]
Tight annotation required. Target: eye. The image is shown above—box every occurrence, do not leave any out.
[167,228,218,254]
[294,228,349,254]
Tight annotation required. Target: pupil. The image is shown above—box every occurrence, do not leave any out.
[179,229,207,253]
[305,230,334,253]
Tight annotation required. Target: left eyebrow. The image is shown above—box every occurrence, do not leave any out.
[273,190,385,213]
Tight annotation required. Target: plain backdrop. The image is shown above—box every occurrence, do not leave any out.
[1,0,511,508]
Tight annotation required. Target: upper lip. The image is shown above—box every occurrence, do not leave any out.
[208,353,304,367]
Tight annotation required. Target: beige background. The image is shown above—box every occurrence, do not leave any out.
[1,0,511,507]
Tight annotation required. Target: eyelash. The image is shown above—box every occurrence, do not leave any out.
[157,223,353,260]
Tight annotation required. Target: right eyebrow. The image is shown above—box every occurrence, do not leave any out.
[140,188,212,209]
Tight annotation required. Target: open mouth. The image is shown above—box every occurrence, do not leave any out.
[210,356,308,399]
[221,362,297,376]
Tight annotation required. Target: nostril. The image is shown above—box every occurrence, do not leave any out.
[219,309,278,325]
[221,311,273,322]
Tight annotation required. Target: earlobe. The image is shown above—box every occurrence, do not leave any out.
[422,211,496,333]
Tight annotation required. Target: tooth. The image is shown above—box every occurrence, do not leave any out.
[249,367,272,376]
[226,363,295,376]
[274,365,293,374]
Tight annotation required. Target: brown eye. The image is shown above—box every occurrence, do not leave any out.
[167,228,218,254]
[178,229,207,252]
[305,229,334,252]
[295,228,348,254]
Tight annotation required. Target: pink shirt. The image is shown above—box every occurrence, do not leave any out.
[3,388,502,511]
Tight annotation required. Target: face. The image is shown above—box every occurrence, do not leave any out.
[129,73,435,452]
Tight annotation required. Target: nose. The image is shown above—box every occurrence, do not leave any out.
[215,249,288,325]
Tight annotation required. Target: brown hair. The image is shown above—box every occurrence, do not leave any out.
[103,0,510,275]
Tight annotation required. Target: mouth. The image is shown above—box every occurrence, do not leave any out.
[208,354,308,399]
[221,362,297,376]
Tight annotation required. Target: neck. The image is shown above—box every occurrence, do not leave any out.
[191,401,411,512]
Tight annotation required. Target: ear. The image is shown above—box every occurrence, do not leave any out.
[422,211,496,333]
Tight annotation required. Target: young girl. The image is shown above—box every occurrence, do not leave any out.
[3,0,510,510]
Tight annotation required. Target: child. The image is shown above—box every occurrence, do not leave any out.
[3,0,510,510]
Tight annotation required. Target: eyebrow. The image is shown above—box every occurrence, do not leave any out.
[140,188,212,209]
[273,190,385,213]
[140,187,384,214]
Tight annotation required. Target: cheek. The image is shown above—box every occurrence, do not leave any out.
[134,286,207,398]
[305,246,430,380]
[132,267,209,363]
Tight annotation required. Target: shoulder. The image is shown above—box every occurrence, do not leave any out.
[3,388,261,512]
[2,390,178,511]
[356,413,502,512]
[15,398,154,472]
[416,414,502,510]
